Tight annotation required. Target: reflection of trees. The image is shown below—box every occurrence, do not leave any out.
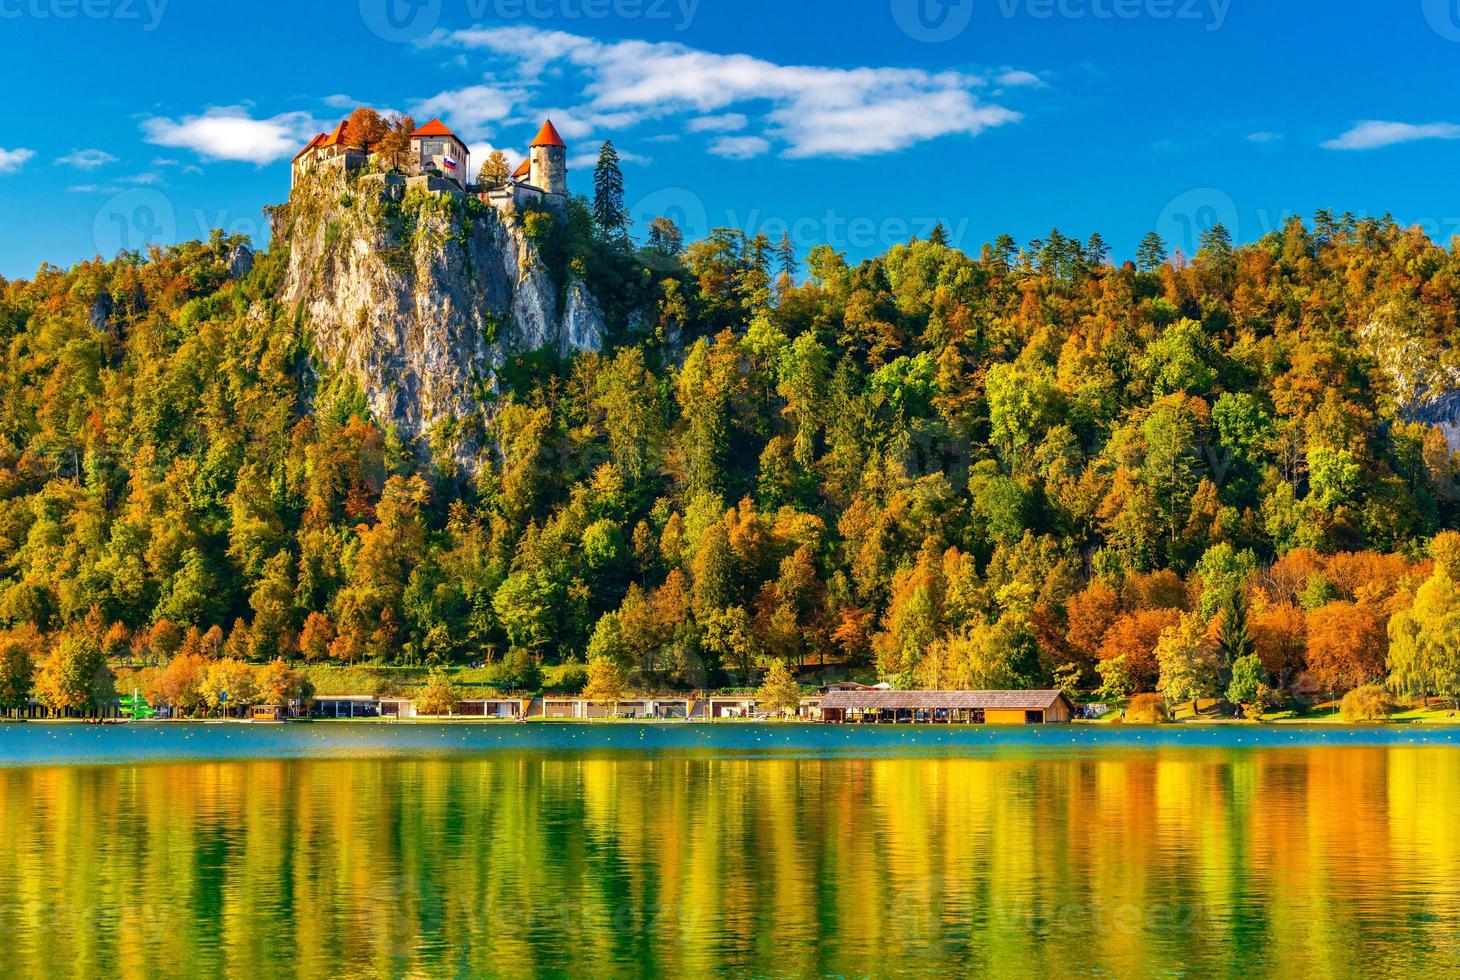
[0,747,1458,974]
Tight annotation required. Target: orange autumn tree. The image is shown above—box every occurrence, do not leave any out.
[1099,608,1182,692]
[1251,602,1308,690]
[1066,578,1122,671]
[1305,601,1389,695]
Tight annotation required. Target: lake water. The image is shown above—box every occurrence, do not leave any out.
[2,723,1459,977]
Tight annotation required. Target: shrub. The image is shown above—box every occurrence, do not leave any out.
[489,648,543,693]
[1125,693,1171,724]
[1340,684,1394,723]
[544,659,588,695]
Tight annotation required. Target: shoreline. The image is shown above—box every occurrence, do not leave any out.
[6,714,1460,728]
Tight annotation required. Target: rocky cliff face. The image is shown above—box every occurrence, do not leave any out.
[276,166,605,472]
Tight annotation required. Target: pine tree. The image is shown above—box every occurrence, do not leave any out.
[990,233,1017,271]
[1217,590,1254,686]
[1198,223,1235,272]
[775,231,798,279]
[929,222,950,246]
[592,140,628,245]
[740,232,773,314]
[1136,231,1168,272]
[1085,231,1110,268]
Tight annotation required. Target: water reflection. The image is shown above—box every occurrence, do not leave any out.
[2,747,1459,976]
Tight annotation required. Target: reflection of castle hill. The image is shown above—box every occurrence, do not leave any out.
[3,745,1460,975]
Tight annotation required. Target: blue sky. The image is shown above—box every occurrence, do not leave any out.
[1,0,1458,278]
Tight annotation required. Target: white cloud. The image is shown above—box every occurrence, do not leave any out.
[141,106,321,164]
[122,172,162,185]
[708,136,771,160]
[429,26,1025,159]
[569,147,651,169]
[411,84,523,136]
[688,113,749,133]
[0,147,35,174]
[1246,131,1283,143]
[1322,120,1460,151]
[997,70,1044,87]
[60,148,119,170]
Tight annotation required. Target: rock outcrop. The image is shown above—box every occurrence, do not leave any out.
[277,166,605,472]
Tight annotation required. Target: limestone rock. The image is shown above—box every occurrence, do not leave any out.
[277,167,610,473]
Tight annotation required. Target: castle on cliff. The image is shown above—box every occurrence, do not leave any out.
[290,116,568,217]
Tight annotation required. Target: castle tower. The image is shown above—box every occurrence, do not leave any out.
[528,119,568,197]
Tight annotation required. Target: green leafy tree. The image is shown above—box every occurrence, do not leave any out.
[1226,653,1269,713]
[35,636,113,714]
[646,217,684,256]
[1387,533,1460,707]
[0,628,39,711]
[1156,614,1219,714]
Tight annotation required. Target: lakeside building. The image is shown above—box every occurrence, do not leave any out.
[819,690,1074,725]
[379,697,527,720]
[3,689,1075,724]
[313,695,382,719]
[540,697,692,720]
[699,695,759,719]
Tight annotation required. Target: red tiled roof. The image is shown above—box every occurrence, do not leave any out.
[530,119,566,148]
[512,158,531,179]
[292,132,327,163]
[318,119,353,148]
[412,118,458,138]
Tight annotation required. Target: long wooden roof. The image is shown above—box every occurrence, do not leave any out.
[821,690,1070,711]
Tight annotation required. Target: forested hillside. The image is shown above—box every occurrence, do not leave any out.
[4,200,1460,712]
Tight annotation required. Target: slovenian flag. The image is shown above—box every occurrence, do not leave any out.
[443,155,458,170]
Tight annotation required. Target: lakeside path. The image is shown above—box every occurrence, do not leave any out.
[3,722,1460,768]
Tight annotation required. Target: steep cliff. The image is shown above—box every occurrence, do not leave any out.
[275,165,605,472]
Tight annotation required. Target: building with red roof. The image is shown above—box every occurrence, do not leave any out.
[290,112,569,217]
[409,118,470,182]
[291,120,367,189]
[484,119,570,217]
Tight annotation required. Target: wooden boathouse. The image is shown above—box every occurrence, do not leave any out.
[820,690,1074,725]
